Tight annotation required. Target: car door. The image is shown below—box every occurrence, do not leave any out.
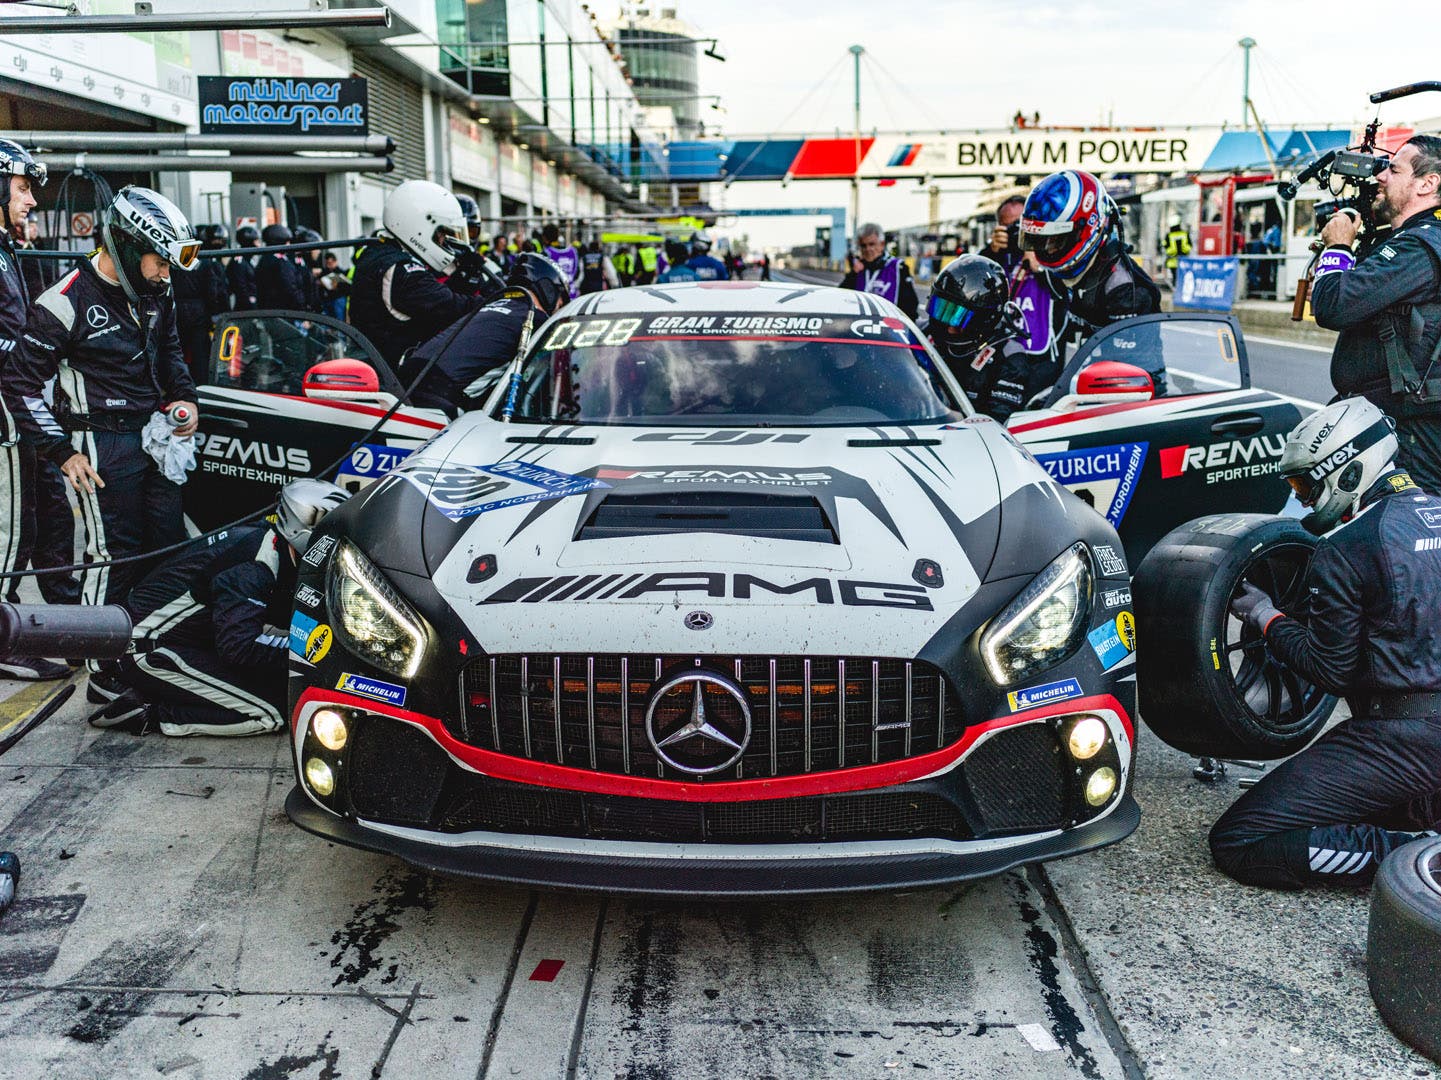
[1007,312,1302,566]
[187,309,449,532]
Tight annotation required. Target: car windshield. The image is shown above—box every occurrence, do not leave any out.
[502,311,959,426]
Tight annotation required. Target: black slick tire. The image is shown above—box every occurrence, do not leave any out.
[1133,513,1337,759]
[1368,837,1441,1063]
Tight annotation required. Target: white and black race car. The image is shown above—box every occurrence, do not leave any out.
[281,282,1145,896]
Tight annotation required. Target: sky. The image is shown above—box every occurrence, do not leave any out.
[599,1,1441,248]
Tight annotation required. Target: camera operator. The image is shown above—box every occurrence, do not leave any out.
[1310,135,1441,493]
[980,194,1070,381]
[1211,397,1441,888]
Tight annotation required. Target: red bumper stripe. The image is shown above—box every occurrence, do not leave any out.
[296,689,1133,803]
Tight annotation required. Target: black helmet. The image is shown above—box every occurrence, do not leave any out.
[261,223,293,247]
[0,139,45,232]
[506,251,569,314]
[200,223,229,249]
[101,185,196,303]
[925,255,1013,358]
[235,224,260,247]
[293,225,321,245]
[455,193,482,230]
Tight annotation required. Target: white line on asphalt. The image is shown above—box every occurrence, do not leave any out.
[1243,333,1334,354]
[1017,1023,1063,1052]
[1170,367,1326,411]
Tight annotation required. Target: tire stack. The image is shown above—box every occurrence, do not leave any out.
[1369,837,1441,1064]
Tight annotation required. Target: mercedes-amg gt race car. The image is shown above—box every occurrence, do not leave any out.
[282,282,1144,896]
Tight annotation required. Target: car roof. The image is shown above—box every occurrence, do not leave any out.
[557,281,904,318]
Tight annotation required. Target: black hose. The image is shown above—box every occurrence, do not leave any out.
[0,296,493,581]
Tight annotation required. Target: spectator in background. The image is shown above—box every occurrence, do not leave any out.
[1244,224,1272,298]
[255,223,309,311]
[840,222,918,320]
[612,244,635,286]
[318,252,350,321]
[228,224,260,310]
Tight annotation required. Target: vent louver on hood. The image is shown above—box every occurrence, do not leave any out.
[575,491,839,544]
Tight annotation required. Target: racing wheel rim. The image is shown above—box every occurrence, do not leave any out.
[1223,541,1334,739]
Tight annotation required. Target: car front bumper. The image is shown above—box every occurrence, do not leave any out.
[285,785,1140,898]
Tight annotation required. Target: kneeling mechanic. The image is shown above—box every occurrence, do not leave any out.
[89,480,348,736]
[1210,397,1441,887]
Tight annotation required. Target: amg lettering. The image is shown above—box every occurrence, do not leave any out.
[837,580,933,611]
[620,573,726,599]
[732,575,834,603]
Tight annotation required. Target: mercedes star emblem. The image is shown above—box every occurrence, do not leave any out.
[644,671,752,776]
[684,610,713,631]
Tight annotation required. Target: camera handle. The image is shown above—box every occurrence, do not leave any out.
[1370,81,1441,104]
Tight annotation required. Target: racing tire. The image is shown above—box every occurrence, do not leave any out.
[1132,513,1337,759]
[1368,837,1441,1064]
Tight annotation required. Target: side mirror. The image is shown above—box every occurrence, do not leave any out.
[302,358,396,408]
[1048,361,1156,412]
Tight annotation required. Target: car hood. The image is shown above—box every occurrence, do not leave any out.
[361,417,1069,656]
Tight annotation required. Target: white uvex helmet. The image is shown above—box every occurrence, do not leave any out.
[382,180,468,274]
[1278,397,1399,535]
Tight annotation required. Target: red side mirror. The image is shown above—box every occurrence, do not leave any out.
[303,358,380,400]
[1076,361,1155,400]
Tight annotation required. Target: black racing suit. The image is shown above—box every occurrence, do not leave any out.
[227,253,257,311]
[116,524,293,735]
[0,232,77,604]
[171,264,212,377]
[928,331,1036,423]
[255,251,312,312]
[1311,207,1441,494]
[0,258,196,607]
[977,243,1071,408]
[1063,240,1163,393]
[349,238,484,369]
[1210,470,1441,888]
[401,290,537,417]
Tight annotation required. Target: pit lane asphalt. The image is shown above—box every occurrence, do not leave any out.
[0,676,1433,1079]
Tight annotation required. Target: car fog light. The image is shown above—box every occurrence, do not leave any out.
[1068,716,1107,760]
[311,709,348,751]
[304,757,336,797]
[1084,766,1118,807]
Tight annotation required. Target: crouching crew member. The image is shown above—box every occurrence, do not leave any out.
[89,480,349,735]
[1,186,200,612]
[1212,397,1441,888]
[402,252,569,416]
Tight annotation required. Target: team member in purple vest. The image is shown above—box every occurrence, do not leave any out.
[978,194,1071,398]
[541,223,581,299]
[840,222,919,320]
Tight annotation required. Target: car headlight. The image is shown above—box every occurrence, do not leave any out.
[327,539,426,679]
[980,542,1094,686]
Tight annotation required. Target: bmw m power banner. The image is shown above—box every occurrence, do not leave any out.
[1033,442,1147,529]
[1174,257,1239,312]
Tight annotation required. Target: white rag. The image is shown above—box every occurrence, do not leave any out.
[141,410,197,485]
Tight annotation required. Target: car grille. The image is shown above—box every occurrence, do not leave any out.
[452,655,968,780]
[958,722,1070,834]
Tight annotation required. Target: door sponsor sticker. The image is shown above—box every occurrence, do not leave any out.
[343,443,414,480]
[1088,612,1137,670]
[336,673,407,707]
[290,612,318,658]
[1007,677,1084,713]
[1158,434,1286,484]
[1034,442,1147,528]
[1095,544,1127,577]
[1101,587,1131,609]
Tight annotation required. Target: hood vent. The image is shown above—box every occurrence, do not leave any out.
[576,491,838,544]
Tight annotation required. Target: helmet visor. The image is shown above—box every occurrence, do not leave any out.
[1285,472,1320,506]
[926,293,977,329]
[24,161,46,188]
[1018,225,1078,266]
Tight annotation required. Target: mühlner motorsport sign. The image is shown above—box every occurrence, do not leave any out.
[198,76,368,136]
[862,129,1224,178]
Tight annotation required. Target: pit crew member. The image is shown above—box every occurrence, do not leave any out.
[402,252,569,417]
[840,222,916,319]
[89,480,349,736]
[1,185,200,613]
[349,180,487,367]
[1211,397,1441,888]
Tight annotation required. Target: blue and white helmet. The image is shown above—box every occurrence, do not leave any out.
[1019,170,1115,285]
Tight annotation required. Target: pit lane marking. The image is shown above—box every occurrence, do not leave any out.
[0,676,80,741]
[1169,367,1325,412]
